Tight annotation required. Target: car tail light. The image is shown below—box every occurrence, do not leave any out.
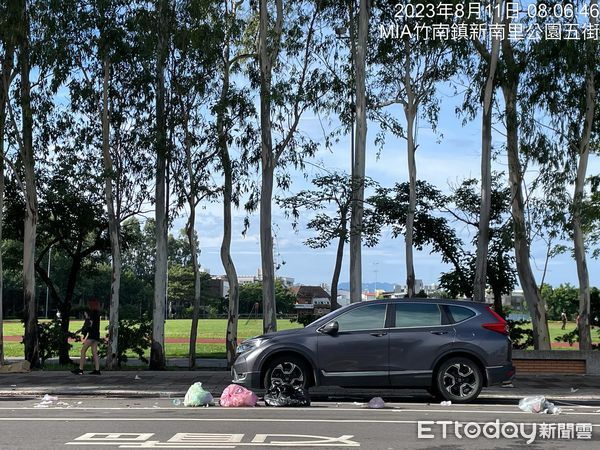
[482,307,509,335]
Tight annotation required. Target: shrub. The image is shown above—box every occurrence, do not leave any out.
[98,315,152,366]
[507,319,533,349]
[35,318,81,365]
[289,314,317,327]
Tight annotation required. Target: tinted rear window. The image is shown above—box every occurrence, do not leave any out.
[447,305,476,323]
[395,303,441,327]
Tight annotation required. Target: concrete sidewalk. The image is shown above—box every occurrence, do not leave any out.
[1,364,599,403]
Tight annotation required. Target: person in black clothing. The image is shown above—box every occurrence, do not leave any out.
[72,299,102,375]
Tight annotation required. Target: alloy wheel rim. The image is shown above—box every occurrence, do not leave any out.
[442,363,478,398]
[271,362,304,386]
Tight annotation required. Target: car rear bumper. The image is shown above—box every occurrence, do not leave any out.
[486,363,516,386]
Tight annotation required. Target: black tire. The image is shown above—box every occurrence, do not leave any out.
[263,355,310,389]
[435,357,483,404]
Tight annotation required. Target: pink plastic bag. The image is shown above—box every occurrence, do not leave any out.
[219,384,258,407]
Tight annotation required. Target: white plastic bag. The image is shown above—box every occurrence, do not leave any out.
[518,396,561,414]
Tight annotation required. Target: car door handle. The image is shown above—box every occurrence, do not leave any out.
[370,332,387,337]
[430,331,448,335]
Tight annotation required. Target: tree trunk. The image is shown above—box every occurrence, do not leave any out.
[183,109,201,370]
[258,0,279,334]
[0,24,14,366]
[150,0,168,370]
[330,214,347,311]
[19,0,39,367]
[217,4,240,367]
[573,14,596,349]
[102,56,122,370]
[0,96,4,366]
[350,0,368,303]
[59,251,82,364]
[404,44,417,298]
[502,40,551,350]
[473,0,502,302]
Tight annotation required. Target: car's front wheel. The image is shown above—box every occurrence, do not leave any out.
[435,357,482,403]
[263,355,310,389]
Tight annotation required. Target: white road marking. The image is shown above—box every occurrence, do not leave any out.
[1,417,600,426]
[1,406,599,416]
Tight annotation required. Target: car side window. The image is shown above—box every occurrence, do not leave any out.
[447,305,476,323]
[334,304,387,332]
[395,303,442,327]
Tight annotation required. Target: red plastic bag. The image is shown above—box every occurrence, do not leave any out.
[219,384,258,407]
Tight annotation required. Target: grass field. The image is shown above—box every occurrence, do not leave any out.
[2,319,598,361]
[1,318,302,360]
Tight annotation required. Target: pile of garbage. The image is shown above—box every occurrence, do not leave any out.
[178,380,389,409]
[518,396,561,415]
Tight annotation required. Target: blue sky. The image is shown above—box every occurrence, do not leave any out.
[173,84,600,291]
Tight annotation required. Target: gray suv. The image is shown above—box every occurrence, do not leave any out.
[232,298,515,403]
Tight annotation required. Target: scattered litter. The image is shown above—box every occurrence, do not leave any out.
[570,387,579,393]
[77,401,82,405]
[367,397,385,409]
[134,375,141,380]
[219,384,258,407]
[172,399,182,406]
[183,382,214,407]
[440,401,452,406]
[518,396,561,414]
[56,402,70,406]
[353,402,365,406]
[42,394,58,402]
[501,383,514,388]
[264,381,311,407]
[33,403,50,408]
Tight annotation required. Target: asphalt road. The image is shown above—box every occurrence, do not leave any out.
[1,397,600,449]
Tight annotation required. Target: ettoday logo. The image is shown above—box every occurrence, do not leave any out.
[417,420,593,444]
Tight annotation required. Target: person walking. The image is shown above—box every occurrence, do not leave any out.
[72,299,102,375]
[561,310,567,330]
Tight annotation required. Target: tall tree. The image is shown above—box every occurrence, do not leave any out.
[571,3,597,350]
[498,10,551,349]
[151,0,171,370]
[472,0,503,302]
[18,0,39,366]
[0,0,17,366]
[524,0,598,349]
[214,0,255,368]
[257,0,324,333]
[349,0,368,303]
[278,173,380,310]
[372,0,457,297]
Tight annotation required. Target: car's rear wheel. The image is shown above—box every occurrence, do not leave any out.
[263,355,310,389]
[435,357,482,403]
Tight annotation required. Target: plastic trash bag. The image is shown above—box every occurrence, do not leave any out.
[367,397,385,409]
[183,382,214,407]
[264,381,310,407]
[518,396,561,415]
[220,384,258,407]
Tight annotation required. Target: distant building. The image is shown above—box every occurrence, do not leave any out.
[290,285,331,317]
[336,290,351,307]
[237,268,294,287]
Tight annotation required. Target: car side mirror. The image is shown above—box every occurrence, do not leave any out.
[320,321,339,335]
